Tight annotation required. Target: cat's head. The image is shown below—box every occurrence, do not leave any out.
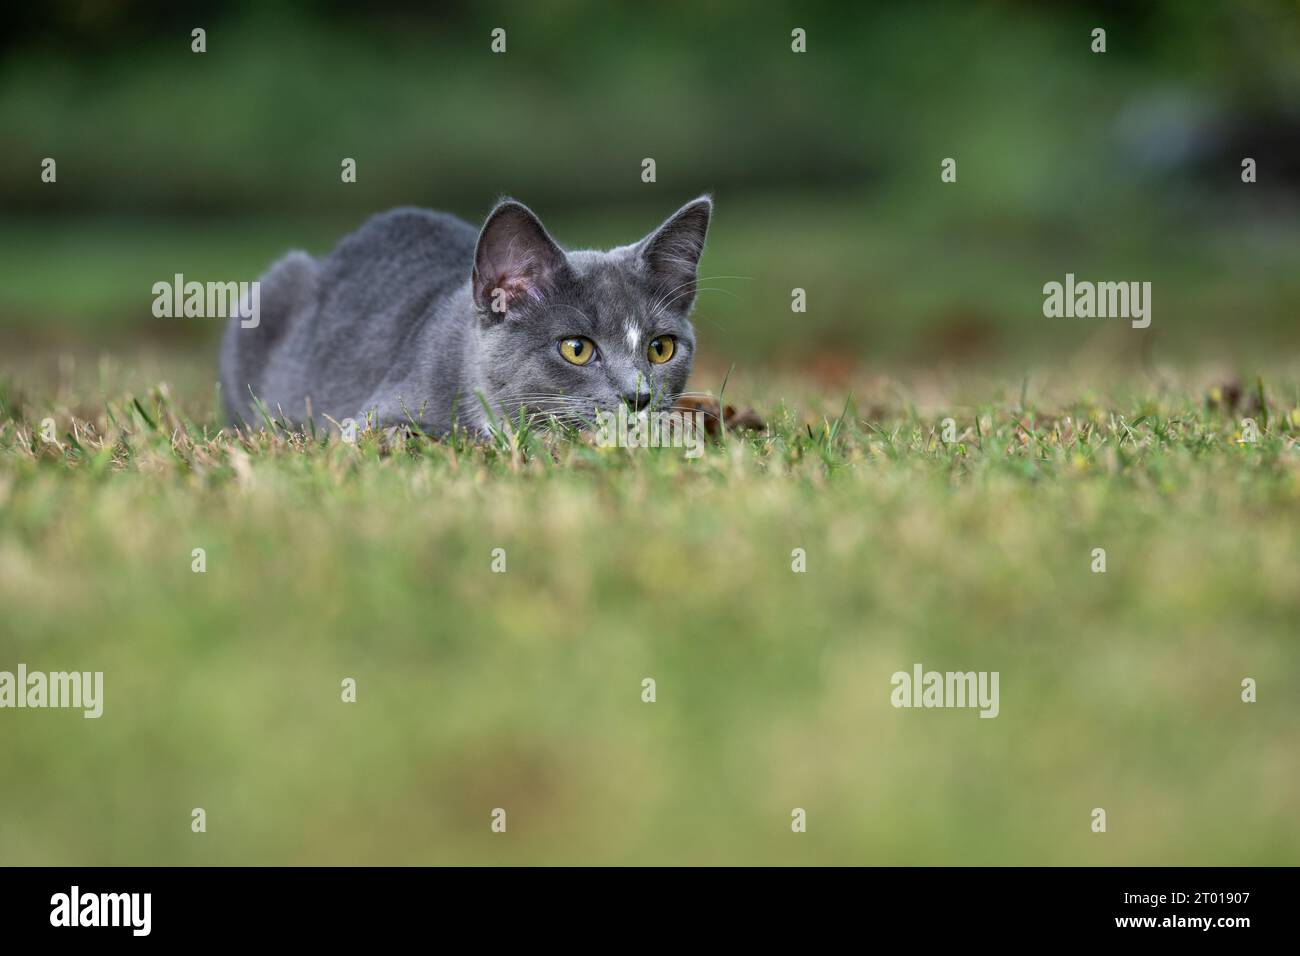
[469,195,711,428]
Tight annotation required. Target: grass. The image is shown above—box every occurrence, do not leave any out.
[1,361,1298,865]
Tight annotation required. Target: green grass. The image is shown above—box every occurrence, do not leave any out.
[1,363,1297,865]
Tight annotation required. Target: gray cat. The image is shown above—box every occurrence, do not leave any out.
[219,196,712,434]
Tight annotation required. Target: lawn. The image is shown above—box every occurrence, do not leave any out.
[1,362,1296,864]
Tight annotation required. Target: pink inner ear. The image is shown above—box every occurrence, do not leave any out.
[480,271,544,312]
[501,274,540,301]
[502,275,545,302]
[476,214,560,310]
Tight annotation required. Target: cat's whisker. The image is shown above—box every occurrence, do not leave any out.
[492,400,599,416]
[487,387,585,401]
[648,277,708,317]
[491,392,579,402]
[650,285,738,319]
[647,274,751,316]
[667,404,724,423]
[494,397,603,418]
[694,286,742,300]
[518,407,598,432]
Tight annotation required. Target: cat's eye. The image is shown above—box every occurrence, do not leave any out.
[647,335,675,364]
[559,337,596,366]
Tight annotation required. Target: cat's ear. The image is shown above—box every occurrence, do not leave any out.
[472,200,567,315]
[636,195,712,312]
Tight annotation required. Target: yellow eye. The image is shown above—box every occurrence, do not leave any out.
[647,335,675,364]
[559,337,596,365]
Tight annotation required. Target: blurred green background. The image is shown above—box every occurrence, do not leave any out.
[3,0,1299,374]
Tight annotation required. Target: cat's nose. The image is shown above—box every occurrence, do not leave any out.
[620,390,652,412]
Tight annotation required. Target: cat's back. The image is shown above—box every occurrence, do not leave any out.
[305,206,478,383]
[321,206,478,297]
[236,207,479,425]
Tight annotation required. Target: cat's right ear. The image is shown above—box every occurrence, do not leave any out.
[472,200,567,316]
[635,195,712,311]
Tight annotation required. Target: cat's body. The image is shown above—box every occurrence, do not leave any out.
[220,197,712,434]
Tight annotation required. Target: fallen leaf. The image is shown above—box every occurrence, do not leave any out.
[673,396,766,437]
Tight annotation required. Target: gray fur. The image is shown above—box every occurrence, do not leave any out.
[219,196,712,434]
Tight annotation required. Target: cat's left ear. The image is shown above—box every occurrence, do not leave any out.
[636,195,712,312]
[472,199,568,316]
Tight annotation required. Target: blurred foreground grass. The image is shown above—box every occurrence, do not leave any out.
[0,363,1297,864]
